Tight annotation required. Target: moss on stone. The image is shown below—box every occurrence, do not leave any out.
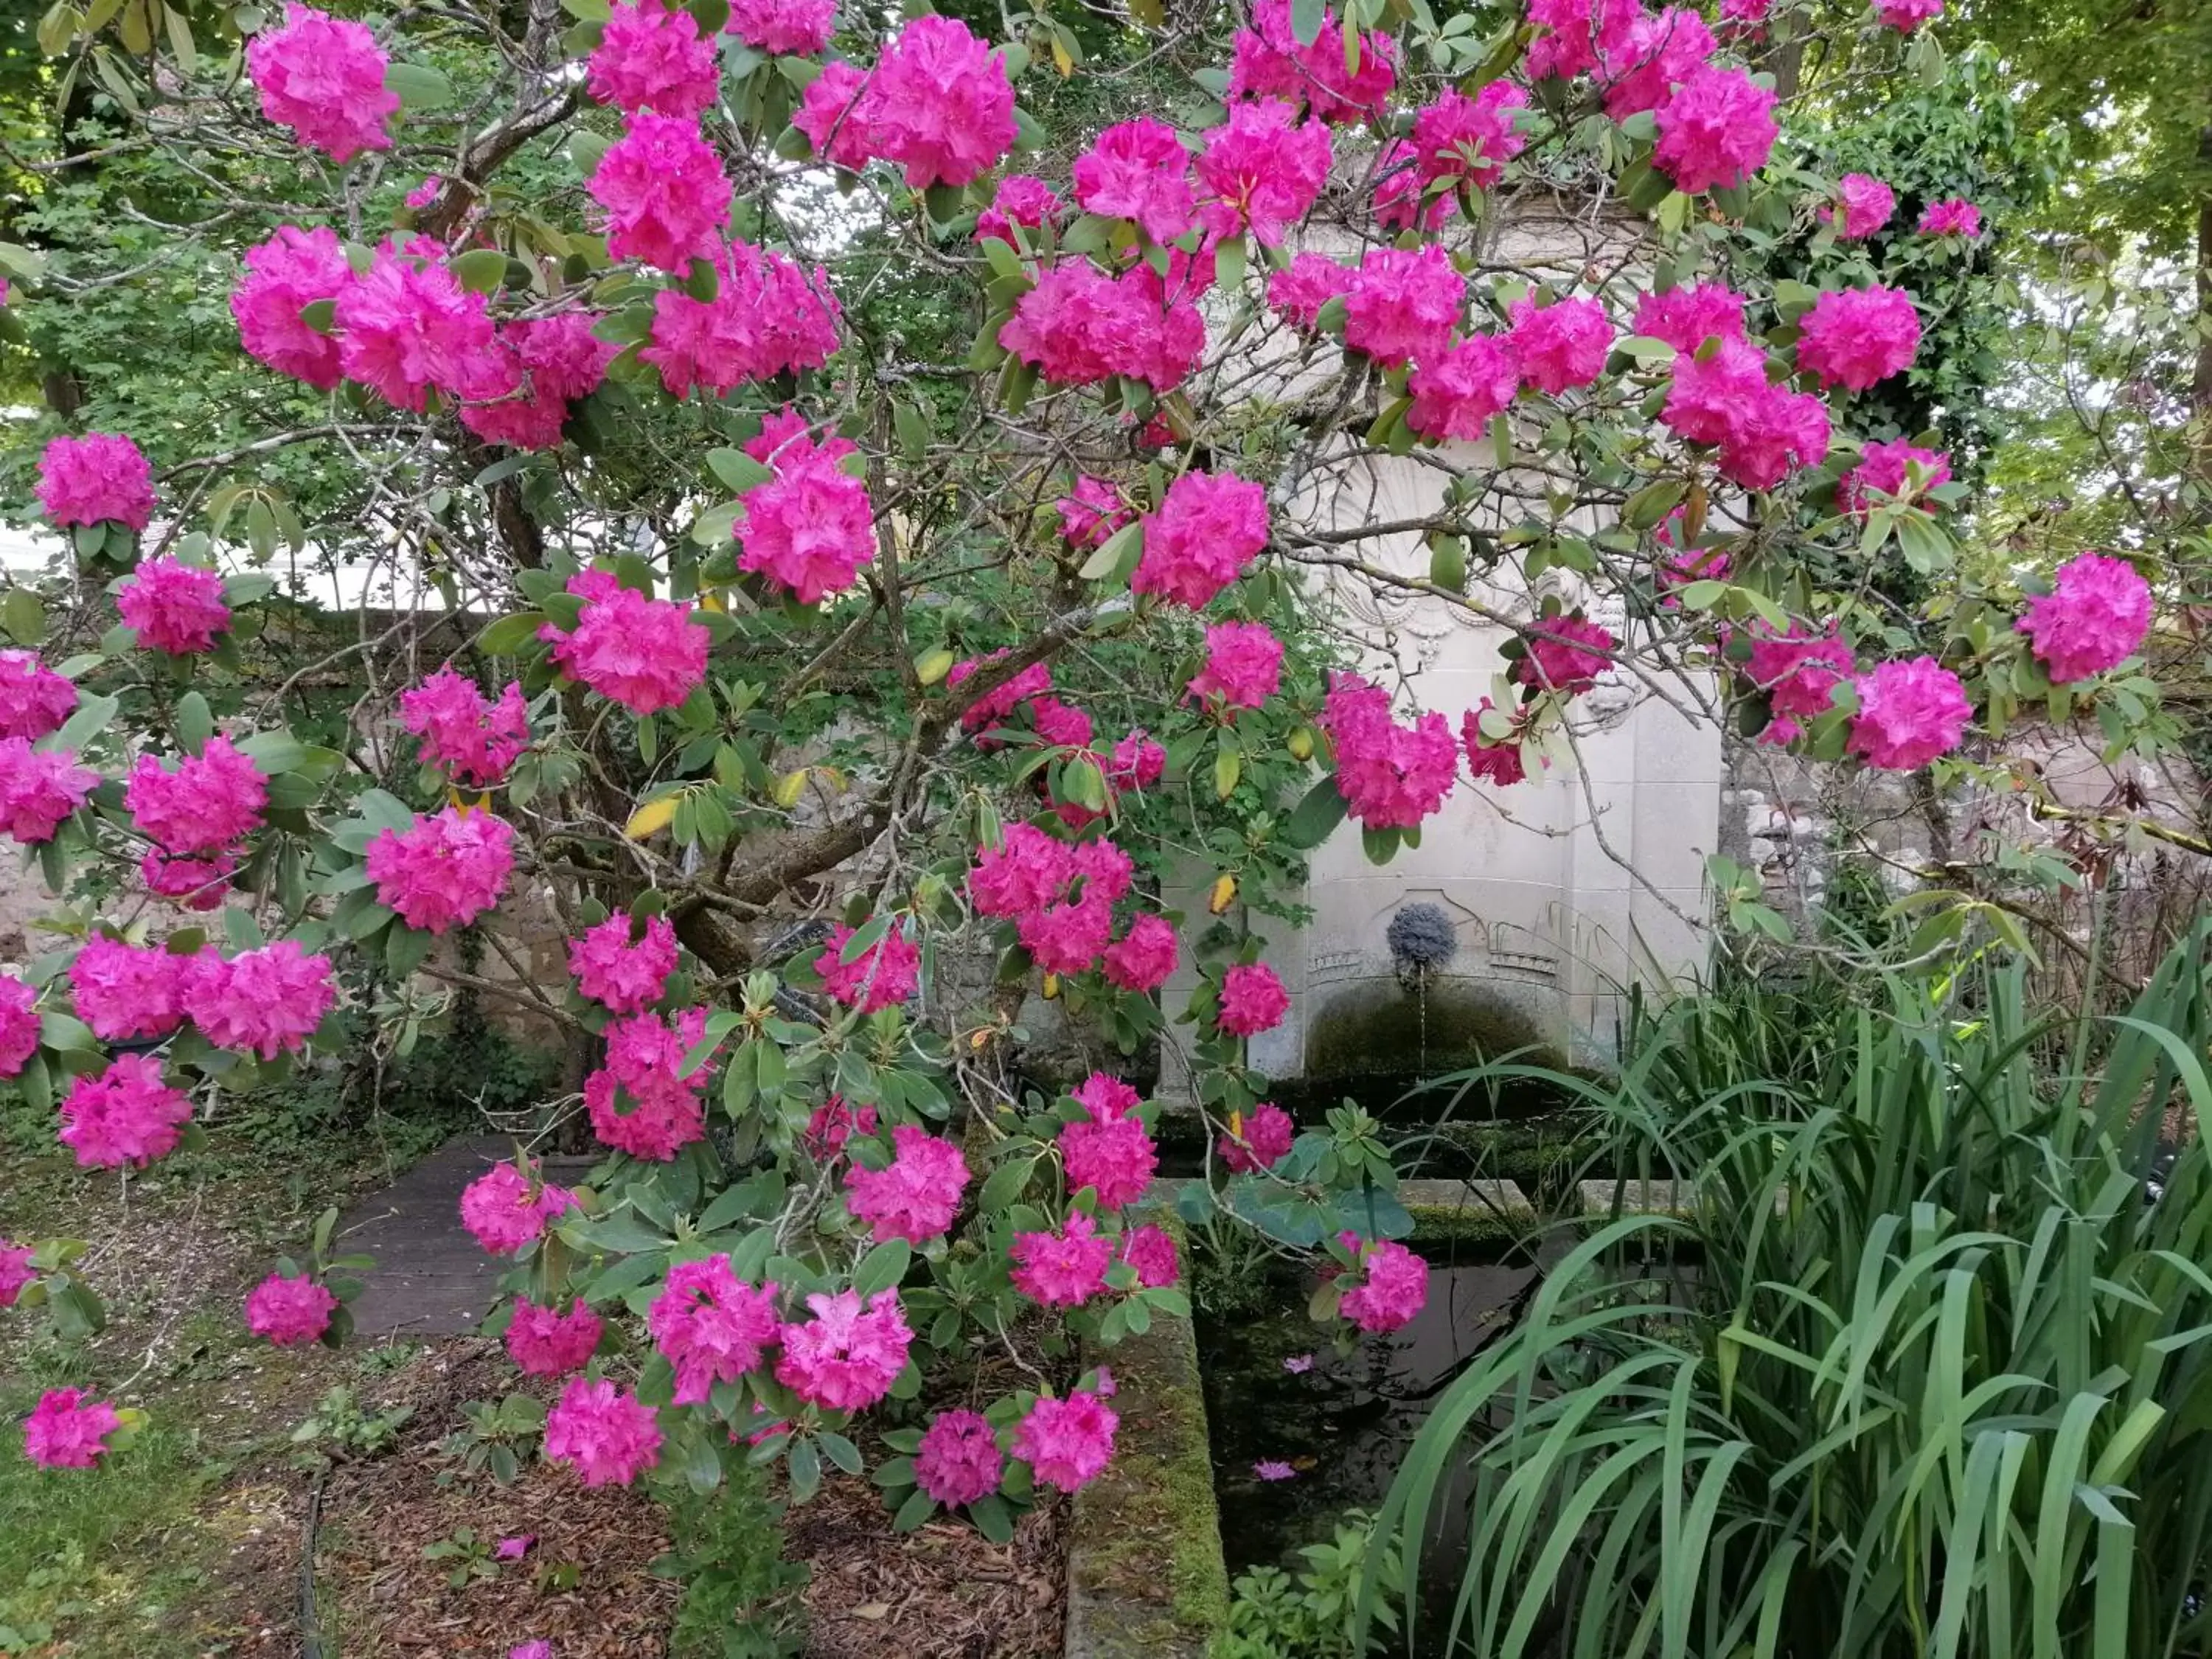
[1405,1202,1526,1248]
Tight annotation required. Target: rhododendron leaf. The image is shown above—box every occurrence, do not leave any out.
[175,691,212,755]
[839,913,893,966]
[384,62,453,110]
[38,1012,98,1052]
[685,0,728,30]
[1,587,44,647]
[625,795,678,841]
[1078,521,1144,585]
[1677,579,1728,611]
[1362,824,1402,866]
[1428,534,1467,594]
[386,923,435,978]
[49,692,118,756]
[978,1155,1035,1212]
[819,1430,863,1476]
[874,1451,918,1484]
[892,1488,935,1531]
[1281,774,1348,850]
[476,612,544,657]
[239,731,306,773]
[1214,747,1242,800]
[788,1435,823,1503]
[1895,515,1954,576]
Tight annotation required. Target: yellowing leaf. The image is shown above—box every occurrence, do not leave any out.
[1208,873,1237,915]
[773,769,809,808]
[1050,33,1074,75]
[1042,972,1061,999]
[915,647,956,686]
[625,796,679,839]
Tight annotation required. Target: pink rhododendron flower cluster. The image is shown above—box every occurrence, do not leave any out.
[804,1095,877,1160]
[969,822,1082,919]
[1120,1223,1180,1287]
[1077,118,1196,243]
[0,1235,33,1306]
[60,1055,192,1169]
[726,0,833,53]
[1652,66,1778,194]
[806,16,1017,188]
[399,668,530,786]
[24,1388,122,1470]
[1407,334,1520,441]
[845,1125,971,1244]
[460,313,620,451]
[1373,140,1453,233]
[776,1288,913,1411]
[117,558,231,655]
[246,4,399,163]
[1919,197,1983,238]
[1661,337,1831,490]
[69,936,187,1043]
[1012,1210,1115,1307]
[1321,672,1458,828]
[507,1296,604,1376]
[1267,254,1354,330]
[1228,0,1397,124]
[1189,622,1284,713]
[1635,281,1745,352]
[0,650,77,742]
[0,973,38,1079]
[460,1161,575,1255]
[815,922,922,1012]
[1874,0,1943,29]
[1840,440,1952,516]
[915,1408,1004,1506]
[948,650,1052,737]
[568,912,678,1013]
[1058,476,1131,549]
[1526,0,1641,80]
[643,237,841,398]
[127,737,267,858]
[1101,912,1178,992]
[977,175,1062,246]
[544,1376,663,1486]
[38,432,156,531]
[648,1255,782,1403]
[1014,1388,1118,1493]
[232,226,354,389]
[1596,7,1714,118]
[181,942,336,1060]
[737,420,877,605]
[1410,82,1529,192]
[0,740,97,844]
[590,114,733,271]
[999,259,1206,393]
[793,61,872,169]
[366,807,515,933]
[1107,728,1166,793]
[1060,1094,1158,1210]
[1823,173,1895,240]
[586,1007,712,1159]
[1508,296,1611,395]
[1220,1102,1295,1172]
[1345,244,1464,368]
[1848,657,1972,771]
[245,1272,337,1346]
[1742,621,1856,743]
[1130,470,1269,610]
[2017,552,2153,684]
[142,849,235,911]
[1195,98,1332,246]
[560,583,708,714]
[1338,1236,1430,1332]
[587,0,720,117]
[1462,700,1530,786]
[335,241,511,411]
[1520,613,1616,695]
[1219,961,1291,1037]
[1795,285,1921,391]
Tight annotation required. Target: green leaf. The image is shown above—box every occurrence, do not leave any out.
[175,691,213,755]
[1077,521,1144,585]
[383,62,454,109]
[1290,0,1326,46]
[52,694,119,756]
[450,248,509,296]
[787,1436,822,1503]
[478,612,546,656]
[970,1494,1015,1543]
[853,1238,912,1297]
[1281,773,1348,849]
[1,588,45,647]
[237,730,307,773]
[706,448,774,494]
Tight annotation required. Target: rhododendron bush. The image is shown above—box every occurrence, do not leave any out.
[0,0,2183,1533]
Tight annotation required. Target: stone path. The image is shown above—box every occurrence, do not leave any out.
[338,1136,595,1338]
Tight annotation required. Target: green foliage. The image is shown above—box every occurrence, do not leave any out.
[657,1469,809,1659]
[288,1385,414,1464]
[1368,925,2212,1659]
[1220,1510,1405,1659]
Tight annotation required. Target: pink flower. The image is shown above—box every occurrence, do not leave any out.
[1406,334,1520,441]
[506,1296,603,1376]
[1058,476,1131,549]
[1848,657,1972,771]
[232,225,352,389]
[1077,117,1195,243]
[460,313,619,451]
[366,807,514,933]
[1840,440,1951,515]
[1102,914,1178,993]
[1595,7,1714,118]
[405,175,441,209]
[858,15,1016,189]
[1742,621,1855,736]
[181,942,337,1060]
[1228,0,1397,125]
[117,558,231,655]
[998,260,1207,393]
[1012,1210,1114,1307]
[459,1161,575,1255]
[1072,1073,1141,1124]
[1796,285,1921,391]
[968,823,1074,919]
[804,1095,877,1160]
[1526,0,1641,80]
[1717,387,1830,491]
[24,1388,122,1470]
[1462,701,1529,787]
[509,1644,553,1659]
[69,936,189,1043]
[815,922,921,1012]
[1018,893,1114,975]
[1130,470,1270,611]
[590,113,733,272]
[1823,173,1894,240]
[1253,1459,1297,1481]
[1372,140,1453,234]
[1508,296,1611,396]
[0,1235,34,1307]
[1520,613,1615,695]
[977,175,1063,246]
[0,739,96,844]
[1013,1389,1117,1493]
[1196,98,1332,247]
[736,429,876,605]
[0,973,38,1079]
[1219,962,1290,1037]
[776,1287,913,1411]
[1661,335,1768,448]
[1189,622,1283,712]
[561,585,709,714]
[60,1055,192,1169]
[588,0,720,116]
[648,1256,782,1404]
[2018,552,2152,684]
[1345,245,1464,369]
[0,651,77,742]
[245,1272,336,1346]
[726,0,833,53]
[948,651,1052,738]
[335,244,508,411]
[140,849,234,911]
[1338,1236,1429,1332]
[246,4,398,163]
[397,668,529,787]
[1060,1110,1157,1211]
[1320,672,1458,828]
[1410,81,1529,191]
[1281,1352,1315,1374]
[1119,1223,1180,1288]
[38,432,155,531]
[125,735,266,856]
[845,1125,970,1244]
[641,237,841,398]
[915,1409,1003,1506]
[544,1377,662,1486]
[495,1535,534,1562]
[568,912,679,1014]
[1874,0,1942,29]
[1218,1102,1294,1173]
[1652,65,1778,194]
[1634,282,1745,352]
[1267,254,1353,330]
[1918,197,1983,238]
[1107,729,1166,793]
[586,1008,712,1160]
[793,60,874,170]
